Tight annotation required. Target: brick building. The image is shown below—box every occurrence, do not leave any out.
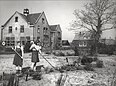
[1,9,62,51]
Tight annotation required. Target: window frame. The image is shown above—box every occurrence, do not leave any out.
[8,26,12,33]
[5,37,15,46]
[37,25,40,33]
[20,25,24,33]
[15,16,18,22]
[42,18,45,24]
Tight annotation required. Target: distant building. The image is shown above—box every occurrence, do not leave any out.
[50,25,62,50]
[62,40,70,46]
[62,40,71,49]
[1,9,62,51]
[72,27,116,55]
[100,28,116,45]
[72,31,93,55]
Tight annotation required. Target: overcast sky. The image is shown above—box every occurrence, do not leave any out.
[0,0,89,42]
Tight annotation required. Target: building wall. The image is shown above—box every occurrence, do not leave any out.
[50,25,62,50]
[51,32,55,49]
[34,12,51,50]
[101,28,116,45]
[72,39,93,55]
[56,25,62,47]
[2,12,33,46]
[101,28,116,40]
[53,31,58,49]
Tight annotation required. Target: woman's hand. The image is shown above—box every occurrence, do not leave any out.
[11,47,14,50]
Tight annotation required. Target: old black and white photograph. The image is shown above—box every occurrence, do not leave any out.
[0,0,116,86]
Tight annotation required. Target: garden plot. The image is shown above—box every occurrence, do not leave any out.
[0,53,116,86]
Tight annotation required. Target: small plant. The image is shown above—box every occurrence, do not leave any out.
[53,51,65,56]
[84,63,94,71]
[81,55,93,65]
[96,60,103,68]
[66,52,74,56]
[52,51,56,55]
[54,51,65,56]
[44,67,50,74]
[59,52,65,56]
[93,57,98,62]
[45,51,51,54]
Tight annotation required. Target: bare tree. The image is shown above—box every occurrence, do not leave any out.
[70,0,116,54]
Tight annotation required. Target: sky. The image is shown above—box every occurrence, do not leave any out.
[0,0,89,42]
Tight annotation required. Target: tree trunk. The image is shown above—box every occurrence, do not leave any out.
[91,32,100,56]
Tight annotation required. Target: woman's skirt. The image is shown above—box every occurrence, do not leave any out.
[31,51,39,62]
[13,54,23,67]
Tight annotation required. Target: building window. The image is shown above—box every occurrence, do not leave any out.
[42,18,45,24]
[5,37,10,46]
[20,25,24,33]
[43,35,49,42]
[26,36,30,42]
[58,32,61,37]
[10,37,15,46]
[79,41,87,47]
[5,37,15,46]
[15,27,17,30]
[43,27,48,35]
[15,17,18,22]
[83,41,87,47]
[43,27,46,31]
[20,37,25,45]
[37,25,40,33]
[37,36,40,41]
[9,26,12,33]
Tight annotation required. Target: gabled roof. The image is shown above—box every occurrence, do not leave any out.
[62,40,70,46]
[50,24,62,32]
[50,25,58,31]
[3,11,42,27]
[3,11,18,27]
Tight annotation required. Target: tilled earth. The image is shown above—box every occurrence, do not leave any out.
[0,53,116,86]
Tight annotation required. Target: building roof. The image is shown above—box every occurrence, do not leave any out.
[73,31,91,40]
[3,11,42,27]
[50,25,58,31]
[26,13,41,25]
[62,40,70,46]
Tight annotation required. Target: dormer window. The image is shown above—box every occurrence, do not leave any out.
[9,26,12,33]
[15,17,18,22]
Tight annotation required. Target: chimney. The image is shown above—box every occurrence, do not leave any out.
[23,8,29,16]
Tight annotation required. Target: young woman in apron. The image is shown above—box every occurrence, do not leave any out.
[30,41,41,71]
[13,41,24,74]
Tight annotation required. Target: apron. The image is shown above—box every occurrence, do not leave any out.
[13,47,23,67]
[31,47,39,62]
